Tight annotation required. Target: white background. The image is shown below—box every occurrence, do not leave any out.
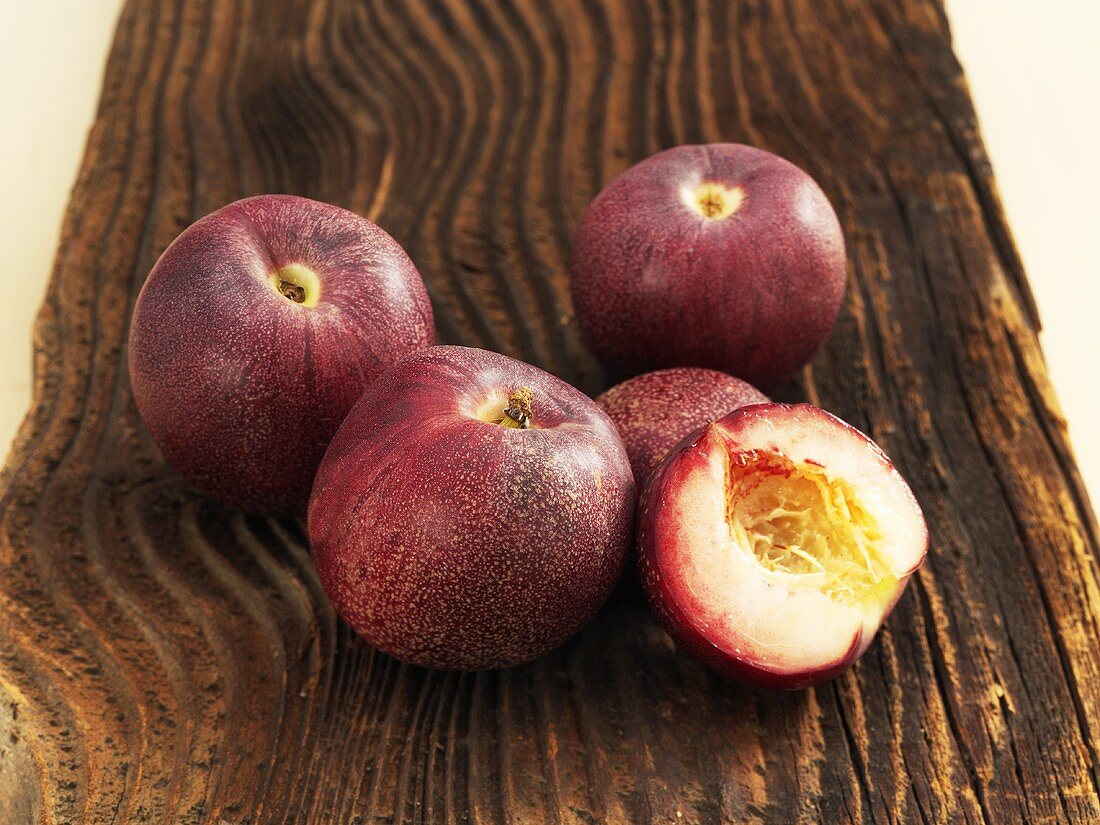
[2,0,1098,505]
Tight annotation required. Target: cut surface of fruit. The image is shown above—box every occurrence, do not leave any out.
[726,449,890,605]
[638,403,927,689]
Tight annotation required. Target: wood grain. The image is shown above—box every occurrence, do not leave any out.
[2,0,1098,822]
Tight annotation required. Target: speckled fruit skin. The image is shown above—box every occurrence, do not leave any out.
[638,403,927,691]
[596,367,767,488]
[308,345,636,670]
[570,143,847,389]
[128,195,434,515]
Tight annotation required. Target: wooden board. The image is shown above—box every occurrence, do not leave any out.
[2,0,1099,822]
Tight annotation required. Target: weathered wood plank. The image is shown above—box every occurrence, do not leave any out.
[2,0,1098,822]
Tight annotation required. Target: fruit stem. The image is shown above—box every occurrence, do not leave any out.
[269,263,321,307]
[498,388,533,429]
[278,279,307,303]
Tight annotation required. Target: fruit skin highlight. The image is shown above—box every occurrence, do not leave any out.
[570,143,847,389]
[638,403,927,690]
[308,345,636,670]
[128,194,434,515]
[597,367,767,488]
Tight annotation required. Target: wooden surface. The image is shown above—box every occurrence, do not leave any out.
[2,0,1099,822]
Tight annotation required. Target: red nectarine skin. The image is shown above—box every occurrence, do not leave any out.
[570,144,846,389]
[596,367,767,487]
[308,346,636,670]
[638,404,927,690]
[128,195,434,515]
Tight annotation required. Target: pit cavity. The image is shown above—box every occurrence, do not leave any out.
[683,181,744,220]
[269,263,320,307]
[725,450,891,604]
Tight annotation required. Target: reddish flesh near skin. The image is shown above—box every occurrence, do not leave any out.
[308,345,636,670]
[128,194,434,515]
[638,403,928,690]
[570,143,846,389]
[597,367,767,487]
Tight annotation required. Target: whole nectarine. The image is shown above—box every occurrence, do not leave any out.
[571,144,846,388]
[128,195,433,515]
[308,346,636,669]
[597,367,767,487]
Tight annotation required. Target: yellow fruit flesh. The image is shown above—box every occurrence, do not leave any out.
[726,450,893,604]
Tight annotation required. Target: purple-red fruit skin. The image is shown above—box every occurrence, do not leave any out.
[596,367,767,487]
[308,345,636,670]
[128,194,434,515]
[570,143,846,389]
